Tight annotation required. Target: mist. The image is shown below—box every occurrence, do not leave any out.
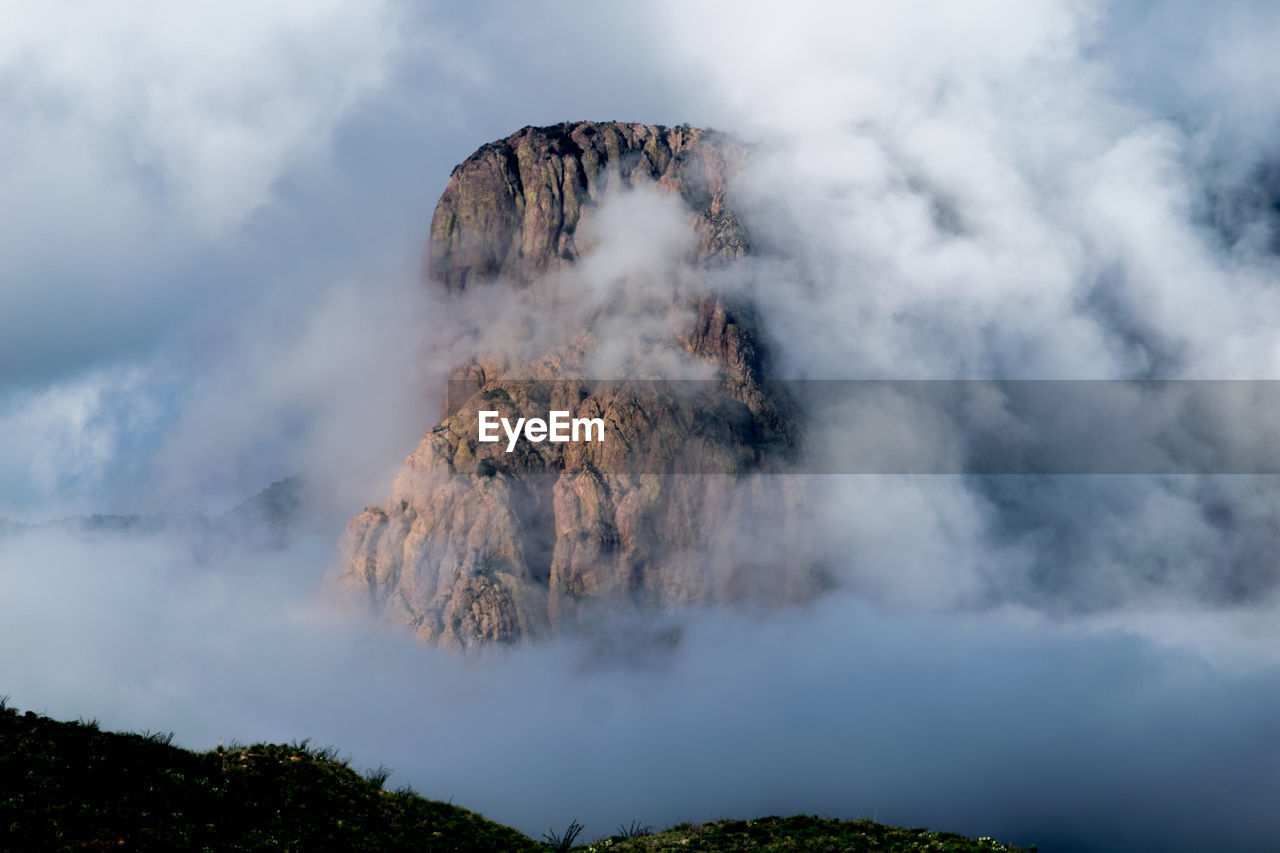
[5,2,1280,852]
[4,522,1280,853]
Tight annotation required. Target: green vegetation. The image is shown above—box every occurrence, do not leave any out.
[617,820,653,839]
[543,818,585,851]
[1,699,1035,852]
[0,698,542,852]
[590,817,1035,852]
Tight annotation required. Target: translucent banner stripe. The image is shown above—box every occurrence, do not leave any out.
[436,379,1280,475]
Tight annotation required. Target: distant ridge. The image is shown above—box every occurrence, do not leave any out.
[0,476,303,552]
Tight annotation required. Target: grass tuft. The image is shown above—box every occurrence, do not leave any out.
[543,818,585,851]
[364,764,393,790]
[618,820,652,839]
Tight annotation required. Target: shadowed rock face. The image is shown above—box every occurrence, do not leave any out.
[337,122,820,649]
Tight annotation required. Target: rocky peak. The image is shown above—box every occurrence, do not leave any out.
[427,121,748,292]
[337,122,817,649]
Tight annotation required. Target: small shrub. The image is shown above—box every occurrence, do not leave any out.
[617,820,652,839]
[543,818,584,851]
[364,765,393,790]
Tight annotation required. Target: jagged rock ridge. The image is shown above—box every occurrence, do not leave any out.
[428,121,749,292]
[338,122,819,648]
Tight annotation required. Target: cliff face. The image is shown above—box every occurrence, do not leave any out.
[337,122,818,648]
[427,122,749,292]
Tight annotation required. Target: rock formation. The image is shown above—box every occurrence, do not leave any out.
[337,122,820,648]
[427,122,749,292]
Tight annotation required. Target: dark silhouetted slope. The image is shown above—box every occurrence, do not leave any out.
[0,699,542,852]
[0,700,1037,853]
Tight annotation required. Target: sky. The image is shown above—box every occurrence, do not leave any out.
[3,1,1280,851]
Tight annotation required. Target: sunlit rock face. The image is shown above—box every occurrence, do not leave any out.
[427,121,749,292]
[337,122,821,649]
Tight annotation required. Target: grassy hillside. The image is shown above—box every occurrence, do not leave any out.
[0,698,542,852]
[1,698,1035,852]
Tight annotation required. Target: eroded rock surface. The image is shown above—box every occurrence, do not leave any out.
[428,122,748,291]
[338,122,818,648]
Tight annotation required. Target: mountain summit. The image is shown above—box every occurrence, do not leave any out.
[336,122,819,648]
[427,121,748,292]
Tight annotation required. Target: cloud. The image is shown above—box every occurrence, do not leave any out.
[657,0,1280,380]
[0,0,411,436]
[5,2,1280,851]
[0,0,401,232]
[0,0,684,506]
[141,262,440,520]
[0,367,166,516]
[3,524,1280,853]
[631,0,1280,631]
[0,269,442,526]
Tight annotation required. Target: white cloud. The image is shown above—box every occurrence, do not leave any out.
[0,0,402,233]
[0,367,165,516]
[651,0,1280,381]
